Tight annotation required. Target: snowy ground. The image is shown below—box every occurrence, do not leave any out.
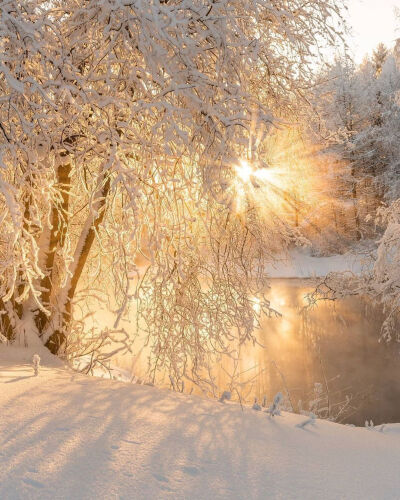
[267,248,365,278]
[2,347,400,500]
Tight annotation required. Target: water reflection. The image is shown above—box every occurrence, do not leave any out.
[115,278,400,426]
[228,279,400,426]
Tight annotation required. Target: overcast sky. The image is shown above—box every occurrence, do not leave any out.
[347,0,399,62]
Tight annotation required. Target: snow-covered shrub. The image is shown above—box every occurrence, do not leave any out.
[252,398,262,411]
[268,392,283,416]
[32,354,40,376]
[302,377,367,423]
[219,391,232,404]
[309,382,328,418]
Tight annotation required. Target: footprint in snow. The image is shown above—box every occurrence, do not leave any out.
[22,478,45,489]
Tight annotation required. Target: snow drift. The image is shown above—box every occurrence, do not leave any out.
[1,347,400,499]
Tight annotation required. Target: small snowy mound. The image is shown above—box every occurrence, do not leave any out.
[0,343,62,367]
[374,423,400,434]
[267,248,364,278]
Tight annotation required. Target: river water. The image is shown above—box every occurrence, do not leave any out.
[116,277,400,426]
[225,279,400,426]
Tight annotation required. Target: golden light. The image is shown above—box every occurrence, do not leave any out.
[254,167,277,185]
[231,127,327,229]
[233,159,281,215]
[235,159,253,183]
[252,296,261,315]
[235,159,278,188]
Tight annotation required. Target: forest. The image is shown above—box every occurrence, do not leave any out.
[2,1,400,499]
[1,1,399,383]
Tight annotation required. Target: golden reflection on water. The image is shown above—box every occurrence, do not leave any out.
[111,278,400,426]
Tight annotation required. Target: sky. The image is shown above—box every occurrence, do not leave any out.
[347,0,399,63]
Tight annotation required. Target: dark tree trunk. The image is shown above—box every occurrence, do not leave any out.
[36,161,72,335]
[351,167,362,241]
[0,298,14,341]
[45,175,111,354]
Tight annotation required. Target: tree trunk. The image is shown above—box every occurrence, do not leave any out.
[0,298,14,341]
[45,174,111,354]
[36,160,72,335]
[351,167,362,241]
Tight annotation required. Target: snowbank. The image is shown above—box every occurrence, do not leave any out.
[0,344,63,368]
[1,350,400,499]
[267,249,365,278]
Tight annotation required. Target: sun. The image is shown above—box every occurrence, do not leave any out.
[235,160,253,183]
[232,156,294,217]
[235,160,277,188]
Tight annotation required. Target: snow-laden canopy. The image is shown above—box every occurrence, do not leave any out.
[0,0,344,381]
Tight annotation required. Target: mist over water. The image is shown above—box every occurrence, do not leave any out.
[237,279,400,426]
[116,278,400,427]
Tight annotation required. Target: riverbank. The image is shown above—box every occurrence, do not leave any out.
[1,346,400,499]
[266,248,366,278]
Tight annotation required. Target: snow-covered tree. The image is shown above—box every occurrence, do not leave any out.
[297,36,400,344]
[0,1,344,380]
[307,46,400,245]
